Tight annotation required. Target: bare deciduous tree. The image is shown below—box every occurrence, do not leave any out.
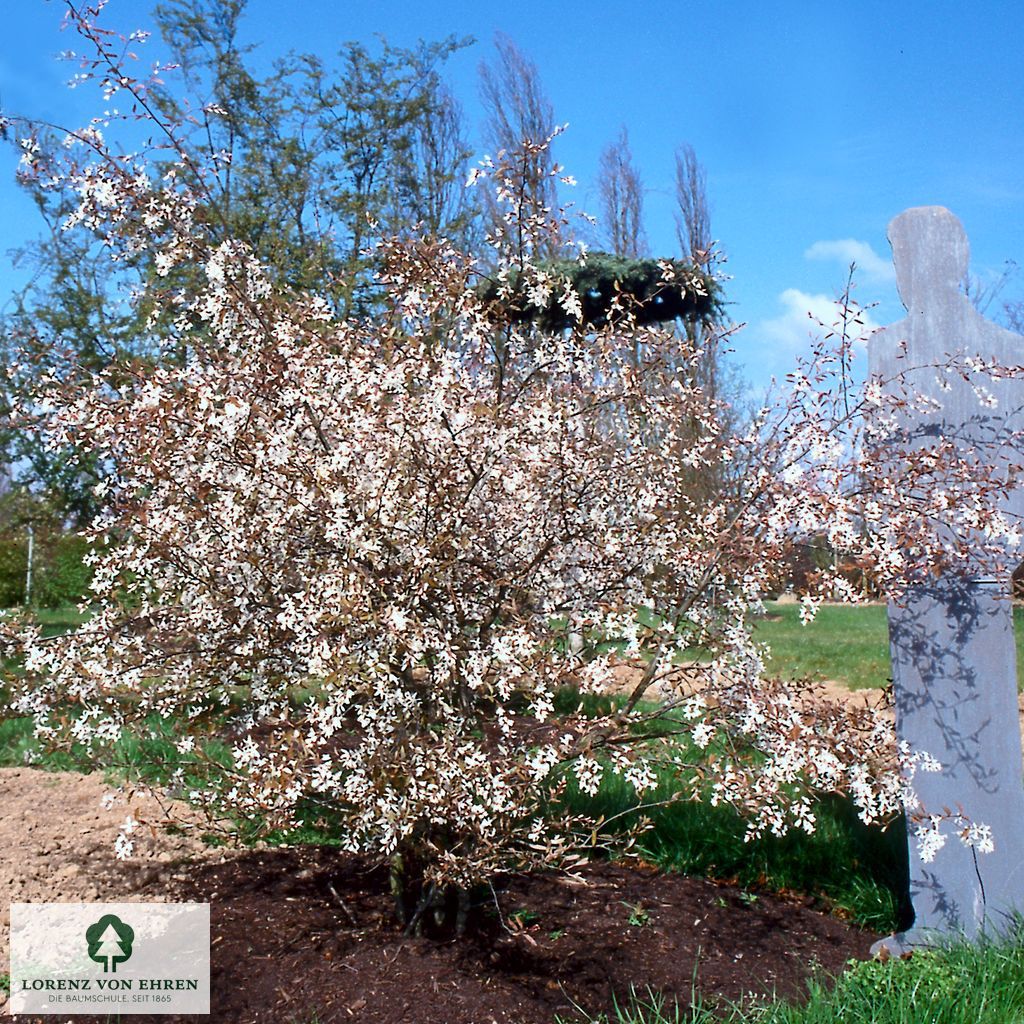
[387,75,476,245]
[674,144,719,386]
[963,259,1016,317]
[1005,299,1024,334]
[479,33,560,259]
[675,143,713,270]
[597,127,646,259]
[671,142,742,504]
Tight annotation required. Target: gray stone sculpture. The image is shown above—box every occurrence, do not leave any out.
[868,206,1024,954]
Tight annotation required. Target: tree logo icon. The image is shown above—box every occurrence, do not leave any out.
[85,914,135,973]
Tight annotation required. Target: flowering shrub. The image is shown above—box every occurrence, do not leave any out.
[4,3,1022,933]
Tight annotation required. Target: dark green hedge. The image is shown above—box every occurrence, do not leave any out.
[477,251,720,332]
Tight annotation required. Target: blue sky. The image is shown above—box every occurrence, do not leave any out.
[2,1,1023,391]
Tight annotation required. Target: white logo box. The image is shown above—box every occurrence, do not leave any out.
[9,902,210,1015]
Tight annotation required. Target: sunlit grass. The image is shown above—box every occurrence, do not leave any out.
[753,602,892,690]
[754,601,1024,691]
[0,604,92,638]
[571,933,1024,1023]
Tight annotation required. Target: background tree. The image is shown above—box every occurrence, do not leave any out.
[675,144,713,272]
[478,32,561,260]
[150,0,474,314]
[597,126,646,259]
[0,0,475,534]
[1,175,156,527]
[1005,298,1024,333]
[385,78,477,246]
[671,143,747,508]
[963,257,1023,339]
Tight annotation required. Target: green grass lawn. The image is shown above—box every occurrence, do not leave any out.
[0,605,91,639]
[577,937,1024,1023]
[34,606,92,637]
[754,601,1024,691]
[753,602,892,690]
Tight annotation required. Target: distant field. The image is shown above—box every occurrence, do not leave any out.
[756,601,1024,691]
[753,602,891,690]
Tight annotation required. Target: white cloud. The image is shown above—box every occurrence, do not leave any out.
[760,287,881,351]
[747,288,882,384]
[804,238,895,284]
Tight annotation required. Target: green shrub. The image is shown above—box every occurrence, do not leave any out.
[0,535,27,607]
[0,529,92,609]
[34,533,92,608]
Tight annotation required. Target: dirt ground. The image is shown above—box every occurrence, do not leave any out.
[0,766,234,1017]
[0,764,879,1024]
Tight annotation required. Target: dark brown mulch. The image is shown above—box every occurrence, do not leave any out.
[172,847,873,1024]
[10,847,876,1024]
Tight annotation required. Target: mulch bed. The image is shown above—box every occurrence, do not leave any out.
[10,847,877,1024]
[180,848,874,1024]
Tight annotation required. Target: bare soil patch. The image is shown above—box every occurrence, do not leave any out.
[2,766,878,1024]
[0,767,222,961]
[159,849,874,1024]
[0,765,233,1019]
